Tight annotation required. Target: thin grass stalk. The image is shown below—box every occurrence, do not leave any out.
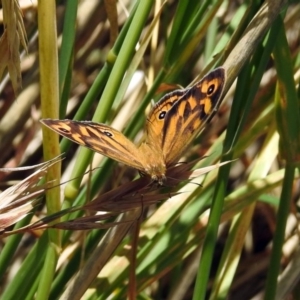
[264,15,300,299]
[165,0,217,66]
[60,212,136,300]
[38,0,61,218]
[265,164,295,300]
[75,0,137,125]
[192,58,257,298]
[36,5,61,299]
[111,4,165,131]
[92,0,153,125]
[220,3,257,64]
[148,0,161,86]
[37,0,61,298]
[192,160,232,300]
[170,2,224,78]
[25,276,40,300]
[180,0,220,48]
[59,3,141,211]
[204,18,217,63]
[163,0,193,65]
[51,228,105,298]
[1,234,48,300]
[58,5,138,199]
[223,0,288,84]
[193,2,288,297]
[209,125,279,299]
[207,20,285,297]
[62,0,154,205]
[59,3,137,151]
[0,214,31,277]
[59,0,78,117]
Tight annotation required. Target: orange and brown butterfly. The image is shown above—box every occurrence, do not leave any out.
[41,67,225,185]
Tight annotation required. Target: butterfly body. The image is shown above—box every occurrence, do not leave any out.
[41,67,225,185]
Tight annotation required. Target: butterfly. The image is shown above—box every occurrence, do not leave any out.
[41,67,225,185]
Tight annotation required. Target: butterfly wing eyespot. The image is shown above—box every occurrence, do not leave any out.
[207,84,215,95]
[60,127,70,133]
[146,90,186,146]
[56,125,73,135]
[41,119,72,135]
[159,111,166,119]
[104,131,113,138]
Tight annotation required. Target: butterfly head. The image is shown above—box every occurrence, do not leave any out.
[149,170,167,186]
[143,157,167,185]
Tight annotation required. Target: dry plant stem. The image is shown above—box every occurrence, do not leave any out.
[223,0,288,90]
[38,0,61,236]
[264,164,295,300]
[128,220,141,300]
[60,210,139,300]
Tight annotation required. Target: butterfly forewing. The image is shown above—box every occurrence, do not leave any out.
[41,119,148,172]
[161,67,225,165]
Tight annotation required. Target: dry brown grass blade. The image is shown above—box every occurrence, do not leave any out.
[41,215,129,230]
[14,159,228,233]
[13,177,166,232]
[104,0,118,45]
[0,156,62,233]
[81,159,229,212]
